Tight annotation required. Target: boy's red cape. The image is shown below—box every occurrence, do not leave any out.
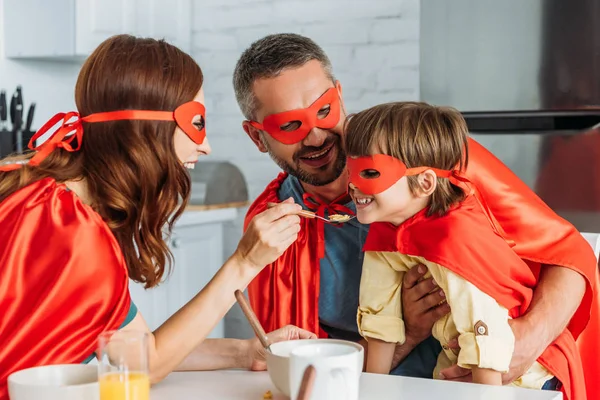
[363,194,584,400]
[0,178,131,400]
[245,138,598,398]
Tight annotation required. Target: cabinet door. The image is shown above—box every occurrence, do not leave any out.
[75,0,191,57]
[75,0,137,56]
[134,0,192,53]
[129,222,225,338]
[167,223,224,338]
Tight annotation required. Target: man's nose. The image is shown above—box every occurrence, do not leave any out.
[302,127,327,148]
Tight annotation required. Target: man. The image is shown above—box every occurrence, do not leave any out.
[232,33,598,388]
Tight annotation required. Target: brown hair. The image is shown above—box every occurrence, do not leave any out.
[344,101,469,216]
[0,35,204,288]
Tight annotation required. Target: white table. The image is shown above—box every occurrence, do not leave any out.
[151,370,562,400]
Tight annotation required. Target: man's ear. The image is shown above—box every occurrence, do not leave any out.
[415,170,437,197]
[335,80,347,116]
[242,121,268,153]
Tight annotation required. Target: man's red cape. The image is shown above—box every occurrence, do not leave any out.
[245,138,598,397]
[0,178,131,400]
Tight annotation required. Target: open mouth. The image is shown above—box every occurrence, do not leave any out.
[184,162,196,169]
[355,197,373,205]
[298,142,335,168]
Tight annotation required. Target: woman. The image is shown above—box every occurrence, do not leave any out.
[0,34,310,398]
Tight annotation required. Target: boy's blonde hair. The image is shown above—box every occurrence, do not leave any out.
[344,101,469,216]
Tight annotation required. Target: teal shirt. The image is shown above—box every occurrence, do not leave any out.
[81,300,138,364]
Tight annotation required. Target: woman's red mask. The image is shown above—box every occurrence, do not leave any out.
[347,154,461,195]
[250,87,341,144]
[0,101,206,171]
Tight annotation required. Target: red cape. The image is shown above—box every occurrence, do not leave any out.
[245,138,598,396]
[364,195,585,400]
[0,178,130,399]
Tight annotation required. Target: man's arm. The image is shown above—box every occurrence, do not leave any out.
[391,265,451,369]
[504,264,585,382]
[440,264,586,383]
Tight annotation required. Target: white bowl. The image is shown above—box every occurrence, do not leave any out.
[265,339,364,396]
[8,364,99,400]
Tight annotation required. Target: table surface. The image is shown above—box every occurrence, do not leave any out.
[150,370,562,400]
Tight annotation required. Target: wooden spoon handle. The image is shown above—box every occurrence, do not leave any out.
[296,365,317,400]
[234,290,270,351]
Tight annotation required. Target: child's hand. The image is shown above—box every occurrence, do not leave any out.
[401,265,451,344]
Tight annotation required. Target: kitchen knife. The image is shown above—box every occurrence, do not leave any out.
[0,91,7,130]
[22,103,36,149]
[13,86,24,152]
[1,90,16,157]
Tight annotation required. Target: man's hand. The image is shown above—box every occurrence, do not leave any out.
[439,318,541,384]
[246,325,317,371]
[402,265,450,345]
[390,265,450,369]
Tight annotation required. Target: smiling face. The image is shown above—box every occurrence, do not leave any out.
[349,170,435,225]
[243,60,347,186]
[173,87,211,169]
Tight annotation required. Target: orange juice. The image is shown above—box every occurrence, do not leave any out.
[99,372,150,400]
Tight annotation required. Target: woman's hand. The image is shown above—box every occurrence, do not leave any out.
[244,325,317,371]
[236,198,302,270]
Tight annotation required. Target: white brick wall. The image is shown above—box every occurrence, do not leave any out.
[191,0,420,338]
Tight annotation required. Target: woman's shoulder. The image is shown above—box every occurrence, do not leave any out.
[1,177,125,263]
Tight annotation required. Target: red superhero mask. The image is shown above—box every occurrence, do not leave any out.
[249,87,341,144]
[0,101,206,171]
[347,154,463,195]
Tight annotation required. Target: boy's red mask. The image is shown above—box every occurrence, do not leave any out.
[347,154,462,195]
[249,87,341,144]
[0,101,206,171]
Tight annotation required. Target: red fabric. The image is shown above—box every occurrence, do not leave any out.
[244,173,327,338]
[467,139,599,400]
[302,192,354,259]
[0,178,131,400]
[249,87,340,145]
[364,195,585,400]
[534,130,600,399]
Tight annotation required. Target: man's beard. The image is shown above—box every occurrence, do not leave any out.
[261,133,346,186]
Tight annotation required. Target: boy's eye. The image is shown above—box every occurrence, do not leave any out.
[360,169,381,179]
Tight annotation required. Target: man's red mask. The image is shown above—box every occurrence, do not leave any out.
[347,154,459,195]
[250,87,341,144]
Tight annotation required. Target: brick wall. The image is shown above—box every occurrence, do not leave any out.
[191,0,421,338]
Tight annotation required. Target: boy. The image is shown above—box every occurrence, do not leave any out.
[346,102,585,399]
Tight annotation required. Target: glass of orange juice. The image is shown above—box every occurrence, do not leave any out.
[97,330,150,400]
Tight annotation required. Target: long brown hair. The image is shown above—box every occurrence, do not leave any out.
[345,102,468,216]
[0,35,204,288]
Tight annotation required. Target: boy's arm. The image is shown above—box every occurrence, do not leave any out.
[366,339,397,374]
[357,251,408,374]
[472,367,502,386]
[429,262,514,385]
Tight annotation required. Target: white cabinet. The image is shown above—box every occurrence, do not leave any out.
[128,208,239,339]
[2,0,192,59]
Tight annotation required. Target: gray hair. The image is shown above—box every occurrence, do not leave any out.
[233,33,335,121]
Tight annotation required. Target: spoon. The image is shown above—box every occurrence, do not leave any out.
[296,365,317,400]
[234,289,271,353]
[266,202,355,224]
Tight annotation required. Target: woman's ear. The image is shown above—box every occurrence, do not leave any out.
[415,169,437,197]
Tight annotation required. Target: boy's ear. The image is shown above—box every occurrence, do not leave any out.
[415,170,437,197]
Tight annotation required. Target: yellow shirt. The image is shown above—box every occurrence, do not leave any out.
[357,251,553,389]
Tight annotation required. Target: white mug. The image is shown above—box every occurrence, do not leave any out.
[289,342,360,400]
